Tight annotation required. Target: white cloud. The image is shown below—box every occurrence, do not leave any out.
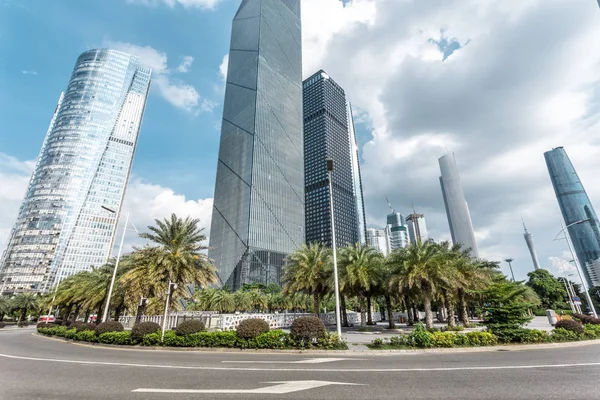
[106,41,212,113]
[301,0,600,281]
[126,0,222,10]
[219,53,228,82]
[21,70,38,75]
[0,153,213,254]
[177,55,194,73]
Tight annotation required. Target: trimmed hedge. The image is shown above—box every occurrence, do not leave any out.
[175,320,206,336]
[132,322,161,342]
[95,321,124,335]
[555,319,584,334]
[290,316,326,345]
[573,314,600,325]
[236,318,270,339]
[98,331,132,345]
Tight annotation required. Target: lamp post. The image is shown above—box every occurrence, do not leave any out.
[504,258,516,282]
[161,280,177,342]
[326,158,342,338]
[554,220,597,318]
[100,206,137,323]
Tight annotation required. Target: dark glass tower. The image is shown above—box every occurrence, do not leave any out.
[208,0,304,290]
[303,70,365,247]
[545,147,600,287]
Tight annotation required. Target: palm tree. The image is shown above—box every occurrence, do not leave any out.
[121,214,218,310]
[387,247,418,325]
[338,243,384,325]
[455,258,496,326]
[0,296,10,321]
[282,243,332,316]
[234,290,253,312]
[389,241,457,329]
[10,293,40,323]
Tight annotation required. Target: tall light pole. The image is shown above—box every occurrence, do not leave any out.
[554,220,598,318]
[161,280,177,341]
[504,258,516,282]
[327,158,342,338]
[100,206,137,323]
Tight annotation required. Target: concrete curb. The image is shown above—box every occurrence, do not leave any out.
[32,332,600,356]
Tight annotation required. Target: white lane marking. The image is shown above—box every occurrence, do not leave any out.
[132,380,363,394]
[1,353,600,373]
[223,358,363,364]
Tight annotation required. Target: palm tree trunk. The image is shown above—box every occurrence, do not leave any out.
[367,296,374,325]
[0,312,4,322]
[385,295,396,329]
[72,305,81,323]
[412,305,419,324]
[404,295,414,325]
[313,292,320,316]
[19,308,27,323]
[360,297,367,326]
[341,295,349,327]
[445,291,455,328]
[458,289,469,326]
[424,294,434,329]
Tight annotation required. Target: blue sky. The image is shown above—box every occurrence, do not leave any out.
[1,0,600,282]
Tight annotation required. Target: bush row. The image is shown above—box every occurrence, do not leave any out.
[371,323,600,349]
[573,314,600,325]
[37,325,346,350]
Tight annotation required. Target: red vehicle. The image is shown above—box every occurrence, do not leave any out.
[37,315,55,323]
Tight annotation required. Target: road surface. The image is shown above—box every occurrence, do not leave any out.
[0,328,598,399]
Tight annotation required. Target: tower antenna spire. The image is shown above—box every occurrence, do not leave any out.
[521,214,528,233]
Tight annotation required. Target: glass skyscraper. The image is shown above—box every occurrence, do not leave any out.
[406,212,428,245]
[545,147,600,287]
[304,70,366,248]
[439,152,479,258]
[208,0,304,290]
[0,49,151,295]
[386,212,409,251]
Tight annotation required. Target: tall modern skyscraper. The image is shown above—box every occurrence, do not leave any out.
[366,228,389,256]
[386,212,409,251]
[208,0,304,290]
[545,147,600,287]
[406,212,428,244]
[304,70,366,248]
[439,152,479,258]
[522,219,541,271]
[0,49,150,295]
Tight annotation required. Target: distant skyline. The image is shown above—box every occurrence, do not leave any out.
[2,0,600,282]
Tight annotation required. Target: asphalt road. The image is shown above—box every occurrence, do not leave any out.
[0,329,599,400]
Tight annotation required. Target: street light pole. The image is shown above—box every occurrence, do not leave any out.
[504,258,516,282]
[161,280,176,342]
[561,269,577,314]
[327,158,342,338]
[101,207,136,323]
[555,220,598,318]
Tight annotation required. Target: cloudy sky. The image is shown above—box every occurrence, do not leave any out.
[1,0,599,281]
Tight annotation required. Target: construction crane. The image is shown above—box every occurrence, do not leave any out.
[386,197,396,214]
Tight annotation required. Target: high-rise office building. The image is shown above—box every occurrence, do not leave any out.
[439,152,479,258]
[366,228,389,256]
[0,49,150,295]
[522,219,541,271]
[304,70,365,248]
[208,0,304,290]
[545,147,600,287]
[406,212,428,244]
[386,212,409,251]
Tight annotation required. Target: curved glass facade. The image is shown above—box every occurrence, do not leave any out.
[439,152,479,258]
[0,49,151,294]
[545,147,600,287]
[209,0,304,290]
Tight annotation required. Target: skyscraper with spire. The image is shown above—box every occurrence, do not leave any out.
[522,218,541,271]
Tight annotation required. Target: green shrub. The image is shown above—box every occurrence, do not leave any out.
[95,321,124,335]
[408,323,433,348]
[52,326,68,337]
[132,322,161,342]
[290,316,326,345]
[573,314,600,325]
[142,332,162,347]
[246,330,291,349]
[466,331,498,346]
[551,327,581,342]
[442,325,465,332]
[555,319,584,334]
[69,321,87,332]
[371,338,384,348]
[75,330,97,342]
[583,324,600,339]
[63,328,77,339]
[316,333,347,350]
[193,331,239,348]
[431,332,456,348]
[389,335,408,347]
[492,328,548,344]
[175,320,206,336]
[98,331,132,345]
[84,323,97,331]
[37,322,56,329]
[484,302,533,332]
[236,318,270,339]
[453,334,469,347]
